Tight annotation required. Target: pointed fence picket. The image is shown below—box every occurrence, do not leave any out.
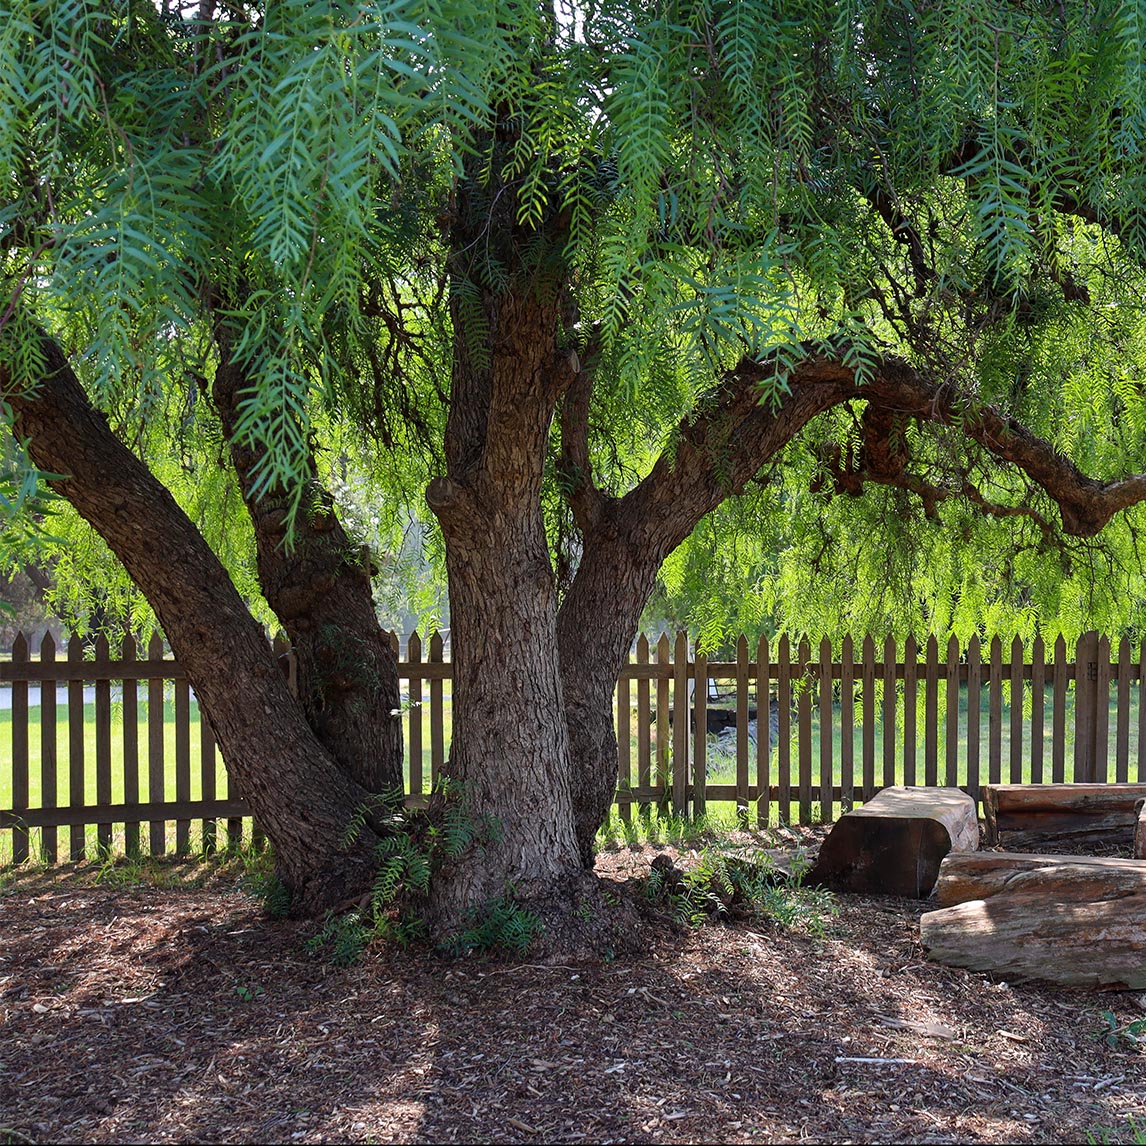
[3,629,1146,860]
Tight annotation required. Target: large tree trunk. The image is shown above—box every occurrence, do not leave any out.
[417,116,611,943]
[3,333,380,915]
[426,274,584,931]
[212,352,402,795]
[557,357,859,863]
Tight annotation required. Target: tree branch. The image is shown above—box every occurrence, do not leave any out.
[557,333,606,533]
[619,353,858,556]
[864,362,1146,537]
[1,327,381,900]
[210,317,403,795]
[863,184,933,296]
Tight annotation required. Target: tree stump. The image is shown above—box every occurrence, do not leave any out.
[982,783,1146,848]
[808,786,978,898]
[921,856,1146,989]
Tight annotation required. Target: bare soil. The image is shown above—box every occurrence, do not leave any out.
[1,832,1144,1145]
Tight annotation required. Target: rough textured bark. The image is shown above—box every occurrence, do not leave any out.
[211,352,402,796]
[3,334,379,915]
[807,786,979,898]
[557,356,857,863]
[863,363,1146,538]
[558,349,1146,865]
[424,162,586,929]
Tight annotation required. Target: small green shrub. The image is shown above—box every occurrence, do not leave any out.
[1086,1117,1146,1145]
[444,892,543,957]
[307,780,539,965]
[646,845,836,935]
[1097,1009,1146,1049]
[249,871,292,918]
[305,910,372,966]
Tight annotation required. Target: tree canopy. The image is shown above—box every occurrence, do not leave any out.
[5,1,1146,644]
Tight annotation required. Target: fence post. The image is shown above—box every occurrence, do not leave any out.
[1074,630,1100,782]
[692,646,707,817]
[672,631,689,818]
[11,633,29,864]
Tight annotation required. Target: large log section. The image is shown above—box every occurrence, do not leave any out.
[922,853,1146,989]
[934,850,1146,906]
[808,786,978,898]
[983,783,1146,847]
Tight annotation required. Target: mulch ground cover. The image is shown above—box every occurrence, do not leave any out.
[1,831,1144,1144]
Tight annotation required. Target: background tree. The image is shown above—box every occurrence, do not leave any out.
[5,1,1146,938]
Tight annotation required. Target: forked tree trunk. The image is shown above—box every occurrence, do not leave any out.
[557,358,859,864]
[4,334,380,915]
[424,162,587,929]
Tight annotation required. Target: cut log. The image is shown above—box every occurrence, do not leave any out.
[808,786,978,898]
[1134,798,1146,861]
[982,782,1146,847]
[921,890,1146,989]
[935,850,1146,907]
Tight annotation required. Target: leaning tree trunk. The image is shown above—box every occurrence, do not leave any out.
[556,508,663,866]
[4,333,381,915]
[556,356,859,863]
[212,352,402,795]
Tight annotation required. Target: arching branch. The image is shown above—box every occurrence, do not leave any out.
[865,363,1146,538]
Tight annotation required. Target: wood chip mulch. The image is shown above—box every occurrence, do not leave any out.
[1,836,1144,1145]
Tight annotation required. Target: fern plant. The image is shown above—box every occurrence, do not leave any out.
[443,891,544,957]
[308,780,538,963]
[646,845,836,935]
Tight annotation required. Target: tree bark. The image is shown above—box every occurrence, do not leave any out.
[982,782,1146,847]
[425,251,585,931]
[558,355,857,863]
[807,786,979,898]
[558,348,1146,867]
[3,333,380,915]
[211,350,402,796]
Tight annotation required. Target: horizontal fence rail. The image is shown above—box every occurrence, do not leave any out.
[2,629,1144,863]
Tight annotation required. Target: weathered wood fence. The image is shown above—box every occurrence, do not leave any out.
[1,629,1144,863]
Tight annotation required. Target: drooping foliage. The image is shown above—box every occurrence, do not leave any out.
[3,0,1146,640]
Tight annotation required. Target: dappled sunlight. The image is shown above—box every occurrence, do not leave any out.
[2,859,1144,1143]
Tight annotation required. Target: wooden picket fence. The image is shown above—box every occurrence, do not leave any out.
[2,628,1144,863]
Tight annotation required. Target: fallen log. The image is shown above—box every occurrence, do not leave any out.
[808,786,978,898]
[934,851,1146,908]
[1134,798,1146,861]
[921,888,1146,989]
[982,782,1146,847]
